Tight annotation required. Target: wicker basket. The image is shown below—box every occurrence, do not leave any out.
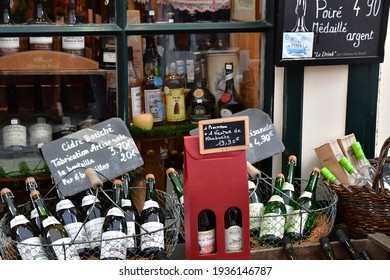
[326,137,390,239]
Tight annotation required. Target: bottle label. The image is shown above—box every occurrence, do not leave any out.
[198,228,215,255]
[220,108,233,118]
[140,221,164,251]
[100,231,127,260]
[55,199,76,212]
[142,200,159,210]
[125,220,137,249]
[85,217,105,249]
[282,182,295,191]
[29,123,53,146]
[103,51,116,63]
[166,87,186,122]
[144,88,164,122]
[0,37,19,56]
[107,207,125,218]
[10,215,30,229]
[2,124,27,148]
[30,208,38,219]
[189,104,211,123]
[285,209,309,235]
[51,237,81,260]
[259,213,285,239]
[299,191,312,199]
[42,216,61,228]
[249,202,264,229]
[81,195,100,207]
[121,199,132,207]
[285,204,294,215]
[225,225,243,252]
[63,222,88,251]
[29,37,53,50]
[17,236,48,260]
[62,36,85,50]
[130,86,142,117]
[268,195,284,203]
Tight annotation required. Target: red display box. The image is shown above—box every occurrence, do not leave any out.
[183,136,250,259]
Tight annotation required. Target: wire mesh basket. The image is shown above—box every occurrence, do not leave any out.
[0,185,181,260]
[249,172,338,249]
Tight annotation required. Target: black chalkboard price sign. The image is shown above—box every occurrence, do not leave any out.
[198,116,250,154]
[275,0,390,66]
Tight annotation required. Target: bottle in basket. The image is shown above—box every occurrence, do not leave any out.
[339,156,373,187]
[30,189,80,260]
[140,173,166,258]
[54,187,88,257]
[25,177,42,234]
[1,188,48,260]
[285,167,320,241]
[248,180,264,237]
[100,179,128,260]
[282,155,299,213]
[121,173,140,257]
[81,188,105,253]
[259,173,287,246]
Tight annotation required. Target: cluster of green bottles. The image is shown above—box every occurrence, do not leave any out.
[249,155,321,247]
[1,172,169,260]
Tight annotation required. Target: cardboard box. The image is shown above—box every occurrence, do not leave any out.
[183,135,251,260]
[337,133,359,169]
[127,10,144,78]
[315,139,353,185]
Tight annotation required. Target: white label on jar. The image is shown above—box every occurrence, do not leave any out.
[259,213,285,239]
[2,124,27,148]
[29,123,52,146]
[29,37,53,50]
[17,236,48,260]
[285,209,309,235]
[42,216,61,228]
[51,237,81,260]
[10,215,30,229]
[100,230,127,260]
[0,37,20,48]
[55,199,76,212]
[64,222,88,251]
[103,51,116,63]
[62,36,85,49]
[198,228,215,255]
[130,86,142,117]
[144,88,164,122]
[249,202,264,229]
[84,217,104,249]
[225,225,243,252]
[140,221,164,251]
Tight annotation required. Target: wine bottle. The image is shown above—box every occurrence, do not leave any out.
[25,176,42,234]
[281,236,298,260]
[259,173,287,246]
[1,188,48,260]
[54,187,88,256]
[218,62,244,118]
[185,55,216,123]
[319,236,337,260]
[339,156,373,187]
[26,0,54,51]
[100,179,128,260]
[166,167,184,206]
[99,0,116,69]
[121,173,140,257]
[142,9,161,78]
[224,207,243,252]
[248,180,264,237]
[285,167,320,241]
[320,166,342,185]
[30,189,80,260]
[0,0,20,56]
[335,228,363,260]
[164,62,186,124]
[2,85,27,150]
[127,46,142,122]
[62,0,85,56]
[139,174,165,258]
[198,209,216,255]
[81,188,105,252]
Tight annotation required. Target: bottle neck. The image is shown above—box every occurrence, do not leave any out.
[55,188,67,202]
[66,0,77,24]
[145,178,156,202]
[112,183,123,207]
[305,170,319,194]
[107,0,115,24]
[273,177,285,196]
[224,65,235,91]
[31,0,52,23]
[2,192,20,218]
[31,192,52,220]
[285,160,296,184]
[121,174,131,200]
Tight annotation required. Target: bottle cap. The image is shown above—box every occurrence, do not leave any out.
[25,177,36,184]
[0,188,11,196]
[320,167,336,182]
[351,142,365,160]
[276,173,285,179]
[146,173,155,180]
[288,155,297,163]
[113,179,122,185]
[312,167,321,173]
[166,167,176,175]
[339,157,355,174]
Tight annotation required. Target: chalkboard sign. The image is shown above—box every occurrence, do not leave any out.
[41,118,144,197]
[275,0,390,66]
[198,116,250,154]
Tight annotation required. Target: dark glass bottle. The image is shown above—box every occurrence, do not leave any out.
[25,176,42,234]
[185,56,216,123]
[143,9,161,78]
[285,167,320,241]
[282,155,299,235]
[224,207,243,253]
[81,188,105,252]
[0,0,19,56]
[127,46,142,122]
[62,0,85,56]
[54,187,88,256]
[248,180,264,237]
[2,85,27,150]
[218,62,244,118]
[100,179,128,260]
[319,236,337,260]
[26,0,54,51]
[335,228,363,260]
[166,167,184,206]
[139,173,165,258]
[30,189,80,260]
[198,209,216,255]
[259,173,287,246]
[1,188,48,260]
[281,236,298,260]
[99,0,116,69]
[121,173,140,257]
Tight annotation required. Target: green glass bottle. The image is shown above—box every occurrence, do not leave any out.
[285,167,320,241]
[259,173,287,246]
[30,189,80,260]
[1,188,48,260]
[166,167,184,205]
[282,155,299,214]
[248,180,264,237]
[140,174,165,258]
[25,176,42,234]
[100,179,128,260]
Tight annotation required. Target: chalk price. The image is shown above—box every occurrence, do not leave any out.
[252,131,275,147]
[107,139,138,162]
[215,137,241,147]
